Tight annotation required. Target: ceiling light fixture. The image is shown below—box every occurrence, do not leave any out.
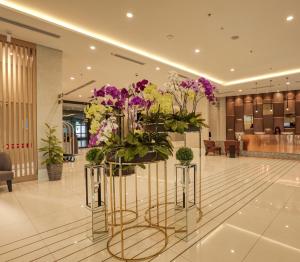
[70,76,75,80]
[194,49,200,53]
[126,12,133,18]
[0,0,222,84]
[286,81,290,85]
[78,94,82,98]
[230,68,235,72]
[89,45,96,50]
[238,89,242,92]
[155,67,160,71]
[86,66,92,70]
[286,15,294,21]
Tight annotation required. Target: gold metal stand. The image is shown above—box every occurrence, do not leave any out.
[107,160,168,261]
[144,162,174,229]
[107,166,138,226]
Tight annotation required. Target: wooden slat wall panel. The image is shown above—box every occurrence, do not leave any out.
[0,37,37,181]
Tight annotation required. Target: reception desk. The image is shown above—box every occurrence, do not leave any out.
[242,134,300,154]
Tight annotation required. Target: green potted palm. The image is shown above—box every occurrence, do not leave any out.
[39,123,64,181]
[176,147,194,166]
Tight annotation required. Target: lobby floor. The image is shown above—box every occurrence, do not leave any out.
[0,151,299,262]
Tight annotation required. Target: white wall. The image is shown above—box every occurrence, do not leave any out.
[36,45,62,180]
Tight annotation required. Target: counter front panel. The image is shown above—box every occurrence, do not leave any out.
[242,134,300,154]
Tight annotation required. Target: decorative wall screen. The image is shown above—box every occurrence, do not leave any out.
[0,36,37,181]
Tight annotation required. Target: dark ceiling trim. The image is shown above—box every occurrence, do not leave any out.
[111,52,145,65]
[64,80,96,96]
[63,100,89,105]
[0,17,60,38]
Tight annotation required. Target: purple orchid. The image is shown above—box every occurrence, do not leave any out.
[105,86,120,99]
[88,134,98,147]
[94,87,105,97]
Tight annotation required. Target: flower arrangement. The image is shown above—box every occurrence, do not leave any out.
[141,71,216,133]
[163,71,216,113]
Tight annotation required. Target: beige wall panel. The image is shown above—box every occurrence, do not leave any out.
[36,45,62,180]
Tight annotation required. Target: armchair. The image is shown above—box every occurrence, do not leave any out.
[0,152,13,192]
[204,140,221,155]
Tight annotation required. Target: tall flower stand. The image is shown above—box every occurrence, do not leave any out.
[84,164,108,241]
[106,164,138,226]
[183,128,203,221]
[144,128,203,229]
[174,163,197,241]
[106,159,168,261]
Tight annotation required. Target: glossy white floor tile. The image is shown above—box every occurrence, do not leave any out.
[0,150,299,262]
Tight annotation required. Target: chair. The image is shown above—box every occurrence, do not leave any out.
[224,140,240,157]
[204,140,221,155]
[0,152,14,192]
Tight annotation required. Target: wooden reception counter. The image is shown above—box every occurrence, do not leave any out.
[242,134,300,154]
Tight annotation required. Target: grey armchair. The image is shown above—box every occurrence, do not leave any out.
[0,152,13,192]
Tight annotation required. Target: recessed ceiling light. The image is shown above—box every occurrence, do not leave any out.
[230,68,235,72]
[230,249,235,254]
[231,35,239,40]
[238,89,242,92]
[78,95,82,98]
[286,81,290,85]
[86,66,92,70]
[156,67,160,71]
[90,45,96,50]
[166,34,175,40]
[90,89,94,93]
[70,76,75,80]
[0,1,225,84]
[194,49,200,53]
[126,12,133,18]
[286,15,294,21]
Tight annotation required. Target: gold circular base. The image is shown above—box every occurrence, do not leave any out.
[107,225,168,261]
[144,202,174,229]
[108,209,138,226]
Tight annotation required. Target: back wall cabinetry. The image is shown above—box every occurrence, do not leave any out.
[226,90,300,139]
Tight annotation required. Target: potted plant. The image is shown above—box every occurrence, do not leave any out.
[86,148,104,165]
[39,123,64,181]
[176,147,194,166]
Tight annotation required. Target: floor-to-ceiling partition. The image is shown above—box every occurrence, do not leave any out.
[0,35,37,181]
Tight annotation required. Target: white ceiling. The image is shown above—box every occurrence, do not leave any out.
[0,0,300,101]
